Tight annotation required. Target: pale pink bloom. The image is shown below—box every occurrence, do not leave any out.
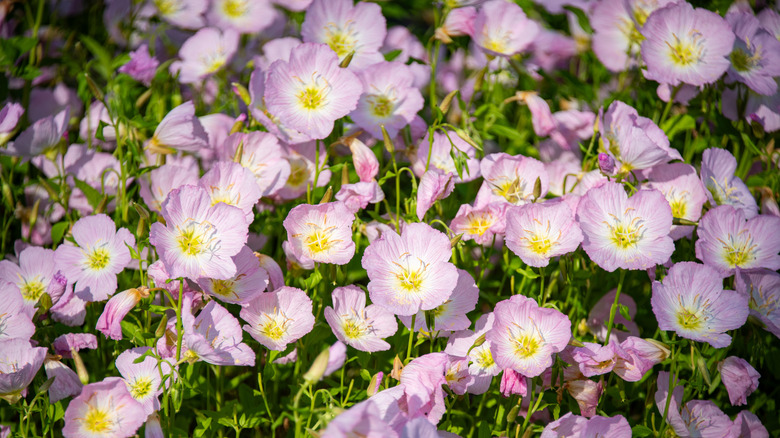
[320,400,394,438]
[283,202,356,265]
[147,101,209,154]
[655,372,735,438]
[736,269,780,339]
[445,314,500,394]
[324,341,347,378]
[44,358,82,403]
[248,66,313,145]
[449,202,505,246]
[96,288,150,340]
[54,214,135,302]
[256,253,285,291]
[218,132,291,198]
[399,269,479,333]
[62,377,146,438]
[0,339,47,403]
[416,168,455,221]
[152,0,207,29]
[241,286,315,351]
[276,143,331,200]
[0,285,34,341]
[170,28,239,84]
[577,183,674,272]
[643,163,708,240]
[181,296,255,366]
[301,0,386,70]
[118,44,158,86]
[732,411,770,438]
[138,163,200,213]
[571,341,619,377]
[515,92,556,137]
[565,378,604,418]
[196,246,268,305]
[439,7,476,40]
[347,137,379,182]
[116,347,173,415]
[0,102,23,145]
[199,161,262,223]
[505,201,583,267]
[254,37,302,71]
[325,285,397,352]
[700,148,759,219]
[469,0,539,57]
[500,369,528,397]
[53,333,97,359]
[613,337,668,382]
[545,152,582,197]
[400,352,449,424]
[335,181,385,213]
[475,153,548,207]
[264,43,362,140]
[541,413,632,438]
[695,205,780,276]
[0,246,59,315]
[362,223,458,316]
[487,295,571,377]
[718,356,760,406]
[150,185,249,281]
[412,131,481,183]
[207,0,275,34]
[5,107,69,157]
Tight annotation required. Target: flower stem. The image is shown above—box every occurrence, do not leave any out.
[407,314,416,361]
[604,269,626,344]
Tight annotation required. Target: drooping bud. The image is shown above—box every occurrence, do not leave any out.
[598,153,616,176]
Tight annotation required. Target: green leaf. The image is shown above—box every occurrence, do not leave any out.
[619,304,632,321]
[661,114,695,141]
[563,5,593,33]
[51,221,69,246]
[516,266,540,279]
[73,178,103,210]
[489,124,526,143]
[383,49,402,62]
[360,369,371,381]
[80,35,113,79]
[632,425,653,437]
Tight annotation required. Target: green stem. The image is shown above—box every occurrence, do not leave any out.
[604,269,626,344]
[407,314,416,361]
[658,343,677,436]
[175,280,184,362]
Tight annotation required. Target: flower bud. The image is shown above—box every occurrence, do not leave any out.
[303,348,330,384]
[598,153,616,175]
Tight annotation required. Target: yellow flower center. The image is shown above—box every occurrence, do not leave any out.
[396,267,424,293]
[222,0,248,18]
[676,307,703,331]
[304,226,339,254]
[670,198,687,219]
[130,377,154,399]
[513,333,541,359]
[475,348,495,368]
[298,86,326,111]
[261,317,286,341]
[210,279,237,298]
[342,319,366,339]
[464,213,495,236]
[494,178,526,205]
[178,228,204,256]
[528,234,553,255]
[667,33,702,67]
[722,233,757,268]
[88,248,111,270]
[608,213,644,250]
[367,95,395,119]
[730,48,759,73]
[286,158,310,187]
[154,0,177,15]
[83,407,113,433]
[326,30,357,59]
[21,280,46,302]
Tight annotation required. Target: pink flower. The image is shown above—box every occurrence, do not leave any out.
[641,2,735,86]
[700,148,759,219]
[416,168,455,221]
[439,7,476,40]
[6,107,68,157]
[199,161,262,223]
[207,0,276,34]
[347,137,379,182]
[400,352,449,424]
[726,11,780,95]
[500,369,528,397]
[241,286,315,351]
[63,377,146,438]
[487,295,571,377]
[449,203,505,245]
[54,214,135,302]
[320,400,393,437]
[469,0,539,57]
[655,372,735,438]
[138,162,200,213]
[351,61,424,139]
[718,356,760,406]
[118,44,158,86]
[264,43,362,140]
[412,131,481,183]
[505,201,583,267]
[398,269,479,333]
[53,333,98,358]
[116,347,174,415]
[283,202,356,265]
[587,289,639,343]
[146,101,209,154]
[0,102,23,145]
[0,339,47,403]
[651,262,748,348]
[362,223,458,316]
[196,246,269,304]
[643,163,708,240]
[324,285,397,352]
[218,131,291,198]
[335,181,385,213]
[541,413,631,438]
[301,0,386,70]
[572,341,619,377]
[695,205,780,276]
[577,182,674,272]
[0,285,34,341]
[565,379,604,418]
[170,28,239,84]
[96,287,150,340]
[732,411,770,437]
[44,358,82,403]
[736,269,780,339]
[150,185,249,281]
[475,153,548,207]
[152,0,207,29]
[181,296,255,366]
[0,246,59,315]
[613,337,668,382]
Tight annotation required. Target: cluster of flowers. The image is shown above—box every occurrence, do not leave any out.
[0,0,779,436]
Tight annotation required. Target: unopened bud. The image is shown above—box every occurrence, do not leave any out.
[450,233,463,249]
[35,293,53,314]
[341,164,350,186]
[454,128,481,151]
[439,89,459,115]
[84,73,104,101]
[229,114,246,135]
[424,309,437,333]
[367,372,383,397]
[381,125,395,154]
[232,82,252,106]
[339,51,355,69]
[467,334,486,356]
[38,377,56,394]
[643,338,671,361]
[568,337,585,348]
[319,186,333,204]
[533,177,542,201]
[304,348,330,384]
[391,355,404,380]
[506,404,520,424]
[697,355,711,386]
[95,195,109,214]
[474,66,488,92]
[598,153,616,176]
[136,89,152,109]
[155,313,169,339]
[72,349,90,385]
[233,139,245,163]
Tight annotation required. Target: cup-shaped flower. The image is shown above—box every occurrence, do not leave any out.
[400,352,449,424]
[736,269,780,339]
[718,356,760,406]
[541,413,631,438]
[450,203,505,246]
[505,201,583,267]
[487,295,571,377]
[565,378,604,418]
[207,0,276,34]
[613,337,667,382]
[6,107,69,157]
[54,214,135,302]
[264,43,362,140]
[301,0,386,70]
[241,286,315,351]
[0,102,23,145]
[53,333,98,359]
[118,44,158,86]
[643,163,708,240]
[346,137,379,183]
[572,341,619,378]
[138,163,199,214]
[199,160,262,223]
[700,148,759,219]
[726,11,780,95]
[196,246,269,305]
[732,411,770,437]
[218,131,291,198]
[320,400,393,438]
[116,347,173,415]
[152,0,207,29]
[335,181,385,213]
[641,2,734,86]
[468,0,539,57]
[351,61,424,139]
[44,358,82,403]
[362,223,458,316]
[416,168,455,221]
[654,372,735,438]
[475,153,548,207]
[651,262,748,348]
[324,285,397,352]
[0,285,34,341]
[283,202,356,265]
[445,314,501,395]
[150,185,249,281]
[96,287,150,340]
[146,101,209,154]
[0,339,47,403]
[398,269,478,333]
[577,182,674,272]
[62,377,146,438]
[170,28,239,85]
[695,205,780,276]
[181,297,255,366]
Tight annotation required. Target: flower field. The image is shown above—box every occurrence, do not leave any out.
[1,0,780,436]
